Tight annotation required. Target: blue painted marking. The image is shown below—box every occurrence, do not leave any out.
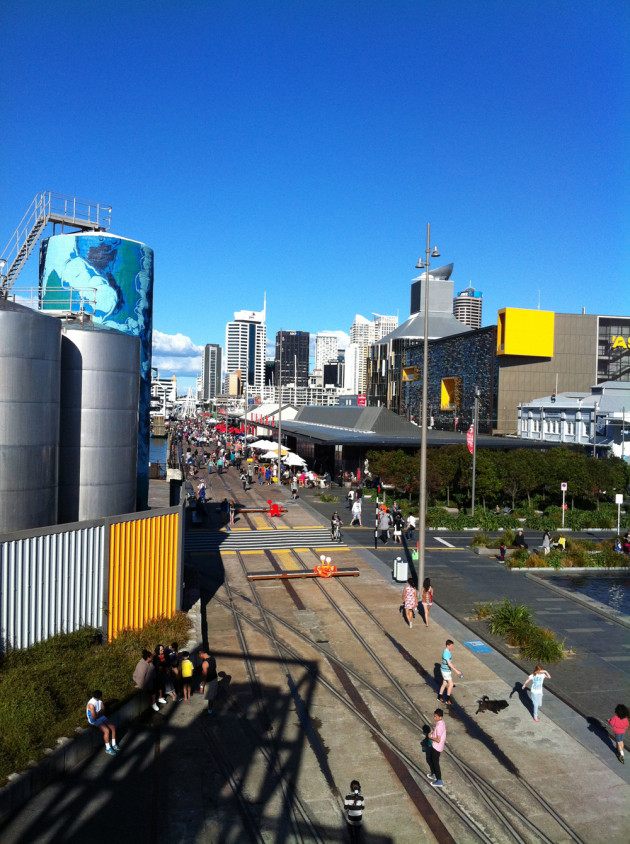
[464,640,493,653]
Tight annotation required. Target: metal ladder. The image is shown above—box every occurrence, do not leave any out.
[1,191,112,294]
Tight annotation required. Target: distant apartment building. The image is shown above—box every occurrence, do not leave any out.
[201,343,222,401]
[224,298,267,397]
[453,285,483,329]
[274,330,310,388]
[350,312,398,396]
[315,333,339,370]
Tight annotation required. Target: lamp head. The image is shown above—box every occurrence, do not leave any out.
[415,259,424,269]
[431,247,440,258]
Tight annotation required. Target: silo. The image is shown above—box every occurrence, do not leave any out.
[0,299,61,533]
[58,324,140,523]
[39,232,154,508]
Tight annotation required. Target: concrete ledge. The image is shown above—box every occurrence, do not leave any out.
[0,690,150,826]
[474,546,517,557]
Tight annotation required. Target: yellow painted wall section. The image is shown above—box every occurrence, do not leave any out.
[497,308,555,357]
[108,512,179,640]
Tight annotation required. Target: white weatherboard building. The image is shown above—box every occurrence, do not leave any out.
[518,381,630,459]
[224,298,267,397]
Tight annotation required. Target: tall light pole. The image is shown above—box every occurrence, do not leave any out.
[415,224,440,591]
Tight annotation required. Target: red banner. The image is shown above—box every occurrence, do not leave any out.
[467,424,475,454]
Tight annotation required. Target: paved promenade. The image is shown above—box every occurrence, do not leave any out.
[1,470,628,843]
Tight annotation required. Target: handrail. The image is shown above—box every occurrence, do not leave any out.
[0,191,112,294]
[5,286,99,316]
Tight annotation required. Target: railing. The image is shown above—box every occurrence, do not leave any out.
[5,286,98,316]
[1,191,112,292]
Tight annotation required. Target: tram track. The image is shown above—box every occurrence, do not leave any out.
[215,546,585,844]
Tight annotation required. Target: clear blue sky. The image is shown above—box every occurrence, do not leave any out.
[2,1,628,387]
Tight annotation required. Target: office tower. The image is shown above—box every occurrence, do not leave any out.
[453,285,483,329]
[275,330,310,388]
[349,315,376,395]
[315,333,339,370]
[201,343,222,401]
[225,298,267,396]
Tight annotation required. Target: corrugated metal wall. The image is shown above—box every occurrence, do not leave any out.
[0,527,105,650]
[0,506,182,651]
[108,512,180,640]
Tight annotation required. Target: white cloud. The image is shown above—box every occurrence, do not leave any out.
[152,354,202,376]
[152,330,204,357]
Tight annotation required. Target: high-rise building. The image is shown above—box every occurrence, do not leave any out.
[201,343,222,401]
[453,285,483,330]
[315,333,339,370]
[225,298,267,397]
[373,313,399,341]
[274,330,310,388]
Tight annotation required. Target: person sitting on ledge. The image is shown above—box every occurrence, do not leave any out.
[513,529,528,549]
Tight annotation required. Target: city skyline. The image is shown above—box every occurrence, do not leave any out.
[2,2,628,390]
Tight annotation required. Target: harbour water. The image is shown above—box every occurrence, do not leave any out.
[548,573,630,615]
[149,438,168,465]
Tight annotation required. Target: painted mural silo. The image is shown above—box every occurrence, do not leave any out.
[39,232,153,508]
[0,299,61,533]
[58,325,140,523]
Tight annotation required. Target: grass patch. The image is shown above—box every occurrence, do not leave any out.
[0,613,192,785]
[316,493,339,503]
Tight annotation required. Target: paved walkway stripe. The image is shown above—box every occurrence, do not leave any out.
[435,537,455,547]
[184,528,346,552]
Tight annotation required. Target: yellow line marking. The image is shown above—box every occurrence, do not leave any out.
[252,516,270,530]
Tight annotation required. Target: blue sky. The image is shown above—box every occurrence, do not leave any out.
[2,0,628,388]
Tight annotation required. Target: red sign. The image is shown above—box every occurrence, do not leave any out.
[357,395,367,407]
[467,424,475,454]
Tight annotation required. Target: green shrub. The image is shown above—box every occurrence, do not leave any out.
[519,627,565,662]
[317,494,339,503]
[470,532,490,548]
[599,547,628,568]
[488,528,515,548]
[489,599,533,637]
[507,618,534,647]
[475,601,494,619]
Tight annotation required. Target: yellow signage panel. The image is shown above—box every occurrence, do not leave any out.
[497,308,554,357]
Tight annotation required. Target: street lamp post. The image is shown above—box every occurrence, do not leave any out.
[415,224,440,592]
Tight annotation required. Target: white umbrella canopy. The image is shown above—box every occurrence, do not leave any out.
[261,448,290,460]
[284,453,307,467]
[249,440,273,450]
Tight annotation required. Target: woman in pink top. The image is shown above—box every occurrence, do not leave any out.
[608,703,629,763]
[427,708,446,787]
[402,578,417,628]
[421,578,434,628]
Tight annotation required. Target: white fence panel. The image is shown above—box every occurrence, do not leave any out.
[0,526,105,650]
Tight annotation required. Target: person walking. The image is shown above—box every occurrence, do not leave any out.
[229,499,236,527]
[421,578,434,628]
[378,510,391,544]
[344,779,365,843]
[402,578,417,628]
[180,650,194,701]
[608,704,629,763]
[393,513,403,544]
[405,513,416,541]
[438,639,463,706]
[522,664,551,722]
[86,691,120,755]
[198,647,219,714]
[241,471,248,492]
[351,498,362,526]
[291,475,298,499]
[426,708,446,787]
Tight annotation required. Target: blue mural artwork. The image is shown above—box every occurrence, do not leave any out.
[39,234,154,507]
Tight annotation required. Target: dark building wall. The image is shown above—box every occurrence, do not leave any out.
[404,326,498,433]
[274,330,310,387]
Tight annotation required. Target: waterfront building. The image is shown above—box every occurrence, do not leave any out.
[151,372,177,416]
[224,298,267,399]
[275,330,310,389]
[201,343,222,401]
[367,262,469,413]
[518,381,630,459]
[453,285,483,329]
[315,333,339,371]
[402,309,630,436]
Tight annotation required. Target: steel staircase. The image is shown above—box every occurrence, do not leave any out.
[1,191,112,294]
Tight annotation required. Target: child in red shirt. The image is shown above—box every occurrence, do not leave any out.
[608,703,629,763]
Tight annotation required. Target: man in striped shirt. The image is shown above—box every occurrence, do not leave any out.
[344,779,364,841]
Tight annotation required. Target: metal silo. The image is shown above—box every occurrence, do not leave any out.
[58,324,140,523]
[0,299,61,533]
